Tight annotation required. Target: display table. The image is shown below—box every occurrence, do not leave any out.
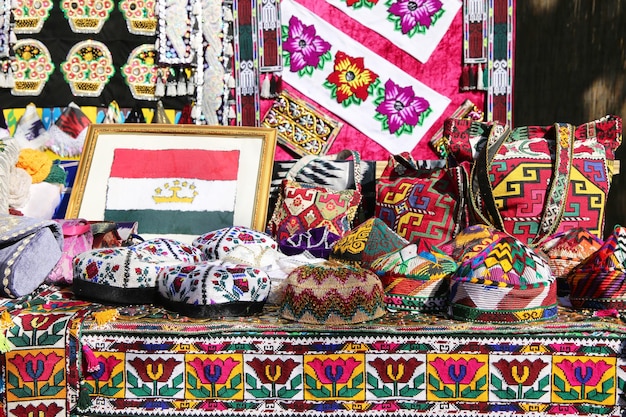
[1,285,625,417]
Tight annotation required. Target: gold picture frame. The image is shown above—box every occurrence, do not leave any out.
[66,124,277,243]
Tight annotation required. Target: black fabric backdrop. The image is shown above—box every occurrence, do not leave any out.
[0,2,189,110]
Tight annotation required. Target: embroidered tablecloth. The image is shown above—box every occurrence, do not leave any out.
[1,286,626,417]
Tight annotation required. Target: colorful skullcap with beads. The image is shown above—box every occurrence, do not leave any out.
[370,243,457,313]
[450,234,557,323]
[330,217,408,268]
[279,261,386,325]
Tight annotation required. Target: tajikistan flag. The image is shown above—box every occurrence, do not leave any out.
[105,148,239,238]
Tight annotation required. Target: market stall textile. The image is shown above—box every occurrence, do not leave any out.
[0,285,625,417]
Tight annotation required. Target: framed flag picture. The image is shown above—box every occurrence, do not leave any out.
[66,124,277,243]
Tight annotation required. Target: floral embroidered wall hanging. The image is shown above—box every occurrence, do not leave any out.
[281,0,450,155]
[323,0,462,64]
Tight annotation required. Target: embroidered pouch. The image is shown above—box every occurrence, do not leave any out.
[266,150,363,242]
[375,153,468,248]
[279,226,340,259]
[0,214,63,298]
[444,115,622,246]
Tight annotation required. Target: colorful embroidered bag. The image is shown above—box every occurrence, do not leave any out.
[266,150,363,242]
[47,218,94,284]
[444,115,622,246]
[375,153,469,248]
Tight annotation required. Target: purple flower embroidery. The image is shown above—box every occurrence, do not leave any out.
[375,79,429,134]
[283,15,331,72]
[388,0,443,34]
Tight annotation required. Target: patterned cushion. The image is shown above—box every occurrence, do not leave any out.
[567,225,626,311]
[157,261,271,318]
[370,244,457,313]
[450,234,557,323]
[267,179,362,242]
[330,217,408,268]
[280,261,386,325]
[193,226,277,261]
[73,238,205,304]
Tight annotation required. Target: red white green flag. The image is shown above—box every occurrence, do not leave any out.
[105,148,239,238]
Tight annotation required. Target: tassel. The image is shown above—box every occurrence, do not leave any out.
[460,65,470,91]
[177,72,187,96]
[223,41,233,57]
[270,73,282,96]
[468,64,477,90]
[82,344,100,373]
[155,73,165,97]
[77,382,93,410]
[223,7,234,21]
[481,63,488,90]
[5,66,13,88]
[93,308,119,326]
[477,63,485,90]
[166,78,177,96]
[187,72,196,95]
[260,74,271,98]
[0,333,10,354]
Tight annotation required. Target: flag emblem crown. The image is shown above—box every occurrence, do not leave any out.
[152,180,198,204]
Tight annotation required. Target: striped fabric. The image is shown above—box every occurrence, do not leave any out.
[568,225,626,311]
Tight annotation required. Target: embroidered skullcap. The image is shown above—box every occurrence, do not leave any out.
[370,244,457,313]
[193,226,278,260]
[280,261,386,325]
[438,224,507,261]
[330,217,408,268]
[158,261,271,318]
[567,225,626,310]
[541,227,603,278]
[13,103,50,150]
[450,234,557,323]
[73,238,205,304]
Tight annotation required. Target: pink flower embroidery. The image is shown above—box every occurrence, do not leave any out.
[430,357,483,385]
[375,79,429,134]
[388,0,443,34]
[307,357,361,385]
[556,359,612,387]
[188,357,240,385]
[283,16,331,72]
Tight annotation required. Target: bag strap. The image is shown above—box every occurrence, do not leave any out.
[472,122,575,246]
[285,150,363,191]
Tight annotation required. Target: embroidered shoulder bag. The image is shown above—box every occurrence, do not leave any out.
[266,150,363,242]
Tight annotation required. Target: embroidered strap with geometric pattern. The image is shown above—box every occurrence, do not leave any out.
[472,122,574,247]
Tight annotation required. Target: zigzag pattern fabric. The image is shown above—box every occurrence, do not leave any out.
[568,225,626,311]
[279,261,386,325]
[450,234,557,323]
